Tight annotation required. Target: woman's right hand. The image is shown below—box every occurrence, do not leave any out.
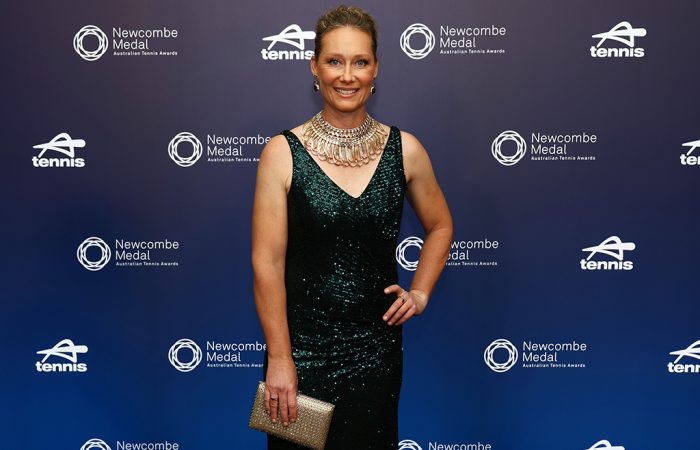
[264,355,298,427]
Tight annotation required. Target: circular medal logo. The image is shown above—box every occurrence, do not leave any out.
[168,132,203,167]
[77,237,111,271]
[492,131,527,166]
[81,439,111,450]
[396,236,423,271]
[73,26,109,61]
[484,339,518,372]
[168,338,202,372]
[400,24,435,60]
[399,440,423,450]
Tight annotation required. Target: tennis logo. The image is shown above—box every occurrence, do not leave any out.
[590,21,646,58]
[668,340,700,373]
[484,339,518,373]
[586,440,625,450]
[77,237,112,271]
[580,236,635,271]
[169,339,202,372]
[400,24,435,60]
[81,439,111,450]
[396,236,423,271]
[492,131,527,166]
[680,139,700,165]
[32,133,86,168]
[74,25,109,61]
[168,132,203,167]
[261,24,315,60]
[36,339,88,372]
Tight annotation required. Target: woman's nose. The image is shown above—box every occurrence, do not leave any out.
[340,64,353,82]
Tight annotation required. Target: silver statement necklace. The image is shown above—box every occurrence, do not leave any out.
[300,111,388,167]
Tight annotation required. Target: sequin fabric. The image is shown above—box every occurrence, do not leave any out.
[263,126,406,449]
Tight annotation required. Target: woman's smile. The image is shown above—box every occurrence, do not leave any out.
[333,87,359,97]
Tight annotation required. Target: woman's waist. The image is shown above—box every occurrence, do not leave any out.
[286,284,396,314]
[287,309,402,354]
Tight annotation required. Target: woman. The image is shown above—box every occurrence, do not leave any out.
[252,5,452,449]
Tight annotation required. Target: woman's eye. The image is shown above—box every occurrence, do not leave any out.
[356,60,368,67]
[328,59,341,66]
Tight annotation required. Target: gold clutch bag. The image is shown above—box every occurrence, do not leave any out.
[249,380,335,450]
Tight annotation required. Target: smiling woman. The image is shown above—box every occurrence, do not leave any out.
[311,26,377,118]
[251,5,453,450]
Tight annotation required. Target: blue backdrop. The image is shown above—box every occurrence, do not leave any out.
[2,1,699,449]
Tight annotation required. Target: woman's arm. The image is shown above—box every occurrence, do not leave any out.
[383,131,453,325]
[251,135,297,426]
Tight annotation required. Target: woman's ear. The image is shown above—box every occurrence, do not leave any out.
[310,55,317,77]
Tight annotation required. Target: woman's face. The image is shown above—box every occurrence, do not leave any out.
[312,26,378,116]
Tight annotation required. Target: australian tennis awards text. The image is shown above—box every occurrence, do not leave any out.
[112,27,178,55]
[206,134,270,162]
[206,340,266,368]
[521,341,587,368]
[446,238,499,267]
[530,132,597,161]
[114,239,179,266]
[439,25,506,54]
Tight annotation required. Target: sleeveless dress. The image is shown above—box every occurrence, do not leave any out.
[262,125,406,450]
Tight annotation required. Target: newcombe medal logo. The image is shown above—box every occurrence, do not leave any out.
[400,24,435,60]
[492,130,527,166]
[77,237,112,271]
[168,132,203,167]
[74,24,180,60]
[398,440,422,450]
[168,339,202,372]
[81,439,111,450]
[484,339,518,373]
[396,236,423,271]
[74,26,109,61]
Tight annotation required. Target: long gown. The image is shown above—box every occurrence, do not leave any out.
[262,125,406,449]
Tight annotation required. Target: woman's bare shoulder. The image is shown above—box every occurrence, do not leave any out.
[399,129,430,164]
[399,129,425,156]
[260,123,303,161]
[257,124,303,190]
[398,129,432,183]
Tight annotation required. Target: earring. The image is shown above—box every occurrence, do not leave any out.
[313,76,320,91]
[370,83,376,94]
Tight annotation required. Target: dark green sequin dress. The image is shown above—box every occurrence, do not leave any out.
[263,125,406,449]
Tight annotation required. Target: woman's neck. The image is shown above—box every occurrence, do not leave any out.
[321,107,367,129]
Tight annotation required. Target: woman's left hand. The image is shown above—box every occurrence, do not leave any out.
[382,285,428,326]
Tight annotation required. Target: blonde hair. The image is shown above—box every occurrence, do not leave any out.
[314,5,378,58]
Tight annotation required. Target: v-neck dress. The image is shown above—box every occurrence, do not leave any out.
[262,126,406,449]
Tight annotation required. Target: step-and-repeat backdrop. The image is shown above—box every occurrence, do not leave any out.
[3,0,699,449]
